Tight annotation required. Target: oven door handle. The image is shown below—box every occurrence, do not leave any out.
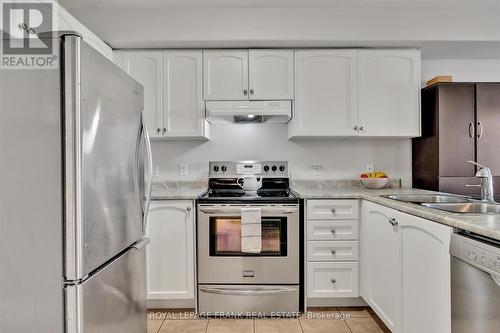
[199,286,298,296]
[199,208,297,214]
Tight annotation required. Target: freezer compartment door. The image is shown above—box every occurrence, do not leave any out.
[64,36,146,280]
[65,239,148,333]
[198,284,300,315]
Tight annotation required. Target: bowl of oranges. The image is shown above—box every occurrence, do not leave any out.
[360,171,389,189]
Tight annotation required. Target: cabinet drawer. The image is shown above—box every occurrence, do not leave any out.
[307,220,358,241]
[307,200,358,220]
[307,262,359,298]
[307,241,359,261]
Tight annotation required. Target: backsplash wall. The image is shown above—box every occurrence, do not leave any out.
[151,124,412,186]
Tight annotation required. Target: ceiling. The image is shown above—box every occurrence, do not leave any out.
[59,0,500,59]
[60,0,500,9]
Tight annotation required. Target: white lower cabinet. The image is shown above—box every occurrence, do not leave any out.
[306,199,360,305]
[307,262,359,298]
[361,200,451,333]
[146,200,195,305]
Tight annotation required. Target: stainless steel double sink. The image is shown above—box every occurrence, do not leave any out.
[383,194,500,214]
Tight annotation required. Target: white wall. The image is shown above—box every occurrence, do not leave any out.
[422,60,500,85]
[152,124,412,185]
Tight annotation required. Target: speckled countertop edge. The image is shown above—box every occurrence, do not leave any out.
[150,179,500,240]
[293,187,500,241]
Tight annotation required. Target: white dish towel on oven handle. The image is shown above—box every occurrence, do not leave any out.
[241,207,262,253]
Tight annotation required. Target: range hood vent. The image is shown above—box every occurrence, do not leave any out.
[205,101,292,124]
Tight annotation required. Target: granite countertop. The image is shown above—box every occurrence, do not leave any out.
[151,181,206,200]
[292,180,500,241]
[150,178,500,240]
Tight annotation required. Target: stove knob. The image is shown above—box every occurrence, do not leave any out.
[213,166,219,172]
[263,165,270,172]
[279,165,285,172]
[221,165,227,172]
[271,165,277,172]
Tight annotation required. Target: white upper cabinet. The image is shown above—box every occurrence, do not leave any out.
[162,51,208,138]
[358,50,421,137]
[203,50,249,100]
[123,50,208,139]
[122,51,163,138]
[248,50,294,100]
[289,50,358,137]
[146,201,195,302]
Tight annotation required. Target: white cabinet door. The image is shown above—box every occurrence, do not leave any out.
[146,201,194,301]
[203,50,249,100]
[162,50,208,138]
[358,50,421,137]
[361,201,401,333]
[290,50,358,137]
[122,51,162,138]
[400,215,451,333]
[248,50,294,100]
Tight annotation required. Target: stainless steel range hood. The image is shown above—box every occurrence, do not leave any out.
[205,101,292,124]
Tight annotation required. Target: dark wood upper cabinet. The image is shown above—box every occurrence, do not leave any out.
[413,82,500,194]
[437,84,476,177]
[476,83,500,175]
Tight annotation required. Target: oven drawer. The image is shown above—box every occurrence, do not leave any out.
[307,262,359,298]
[198,285,299,315]
[307,241,359,261]
[307,200,359,220]
[307,220,359,241]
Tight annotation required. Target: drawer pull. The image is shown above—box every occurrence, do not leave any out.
[331,250,336,255]
[330,229,336,234]
[330,278,336,284]
[331,208,336,213]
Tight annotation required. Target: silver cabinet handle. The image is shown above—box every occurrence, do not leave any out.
[359,126,364,131]
[389,218,398,226]
[331,249,337,255]
[186,207,192,212]
[156,128,161,134]
[199,286,298,296]
[468,122,474,138]
[465,184,482,187]
[162,127,167,134]
[477,121,484,138]
[249,89,255,95]
[330,278,336,284]
[243,89,248,96]
[330,229,336,234]
[354,126,359,131]
[330,208,337,214]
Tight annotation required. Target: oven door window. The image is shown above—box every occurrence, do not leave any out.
[209,216,287,256]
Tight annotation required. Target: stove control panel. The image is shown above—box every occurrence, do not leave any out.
[209,161,288,178]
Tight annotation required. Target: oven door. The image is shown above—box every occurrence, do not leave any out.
[197,204,300,284]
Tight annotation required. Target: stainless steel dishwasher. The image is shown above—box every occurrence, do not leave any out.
[450,232,500,332]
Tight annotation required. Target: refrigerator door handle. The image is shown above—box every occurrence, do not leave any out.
[132,237,150,250]
[142,110,153,232]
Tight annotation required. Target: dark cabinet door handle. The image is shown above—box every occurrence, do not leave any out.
[477,121,484,138]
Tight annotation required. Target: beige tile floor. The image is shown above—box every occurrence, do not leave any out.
[147,307,390,333]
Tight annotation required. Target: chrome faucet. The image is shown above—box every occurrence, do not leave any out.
[466,161,495,203]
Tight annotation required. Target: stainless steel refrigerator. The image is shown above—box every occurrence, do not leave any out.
[0,33,152,333]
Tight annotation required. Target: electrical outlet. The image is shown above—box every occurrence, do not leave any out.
[311,164,323,176]
[365,162,374,173]
[179,163,188,176]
